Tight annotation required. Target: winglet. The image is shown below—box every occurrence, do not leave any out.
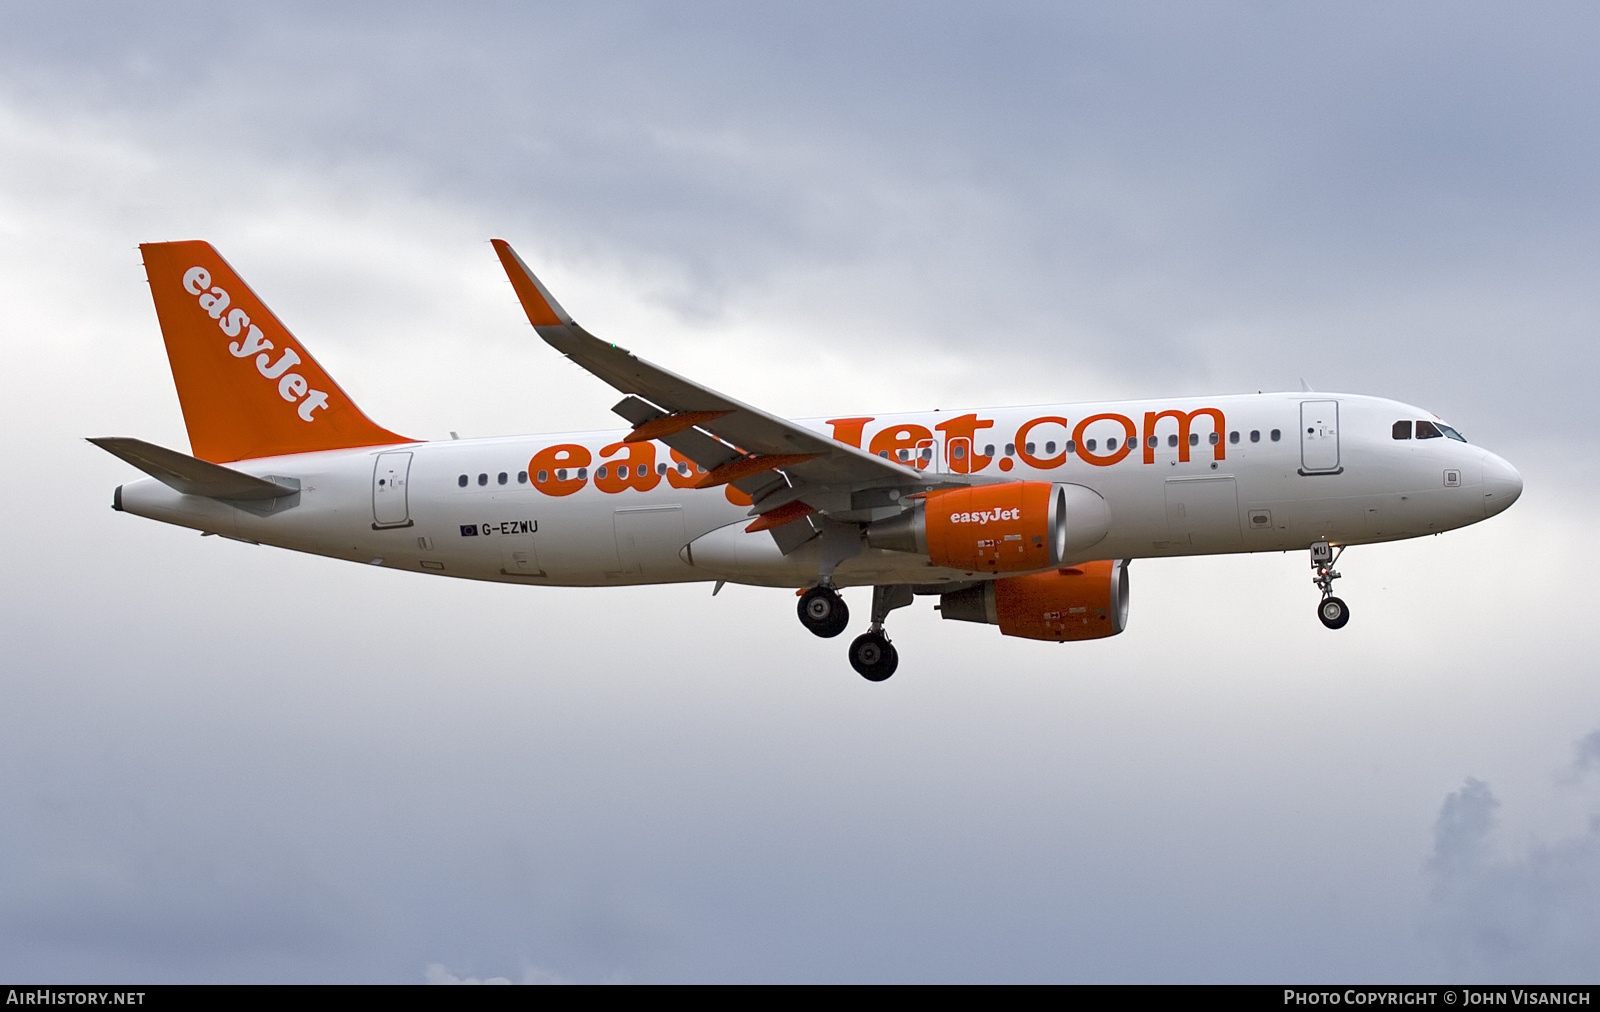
[490,239,573,328]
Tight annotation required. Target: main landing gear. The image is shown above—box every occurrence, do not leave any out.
[847,585,912,682]
[797,584,913,681]
[1310,541,1350,630]
[848,631,897,682]
[797,585,850,638]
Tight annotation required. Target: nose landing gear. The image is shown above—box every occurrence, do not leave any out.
[1310,541,1350,629]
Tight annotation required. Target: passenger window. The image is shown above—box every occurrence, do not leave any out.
[555,469,567,481]
[537,470,548,482]
[1168,434,1178,448]
[577,467,588,480]
[638,464,649,477]
[1005,443,1016,456]
[1146,436,1157,448]
[1025,442,1035,454]
[1044,441,1056,454]
[477,473,488,486]
[1415,420,1442,439]
[497,472,508,485]
[1086,439,1097,452]
[597,466,609,479]
[457,474,468,487]
[1208,432,1219,445]
[1189,433,1199,446]
[953,444,967,459]
[1106,437,1119,451]
[517,471,528,484]
[983,444,995,457]
[657,463,667,474]
[1066,440,1076,454]
[1229,431,1239,444]
[1392,420,1412,440]
[1250,430,1260,443]
[1270,429,1281,442]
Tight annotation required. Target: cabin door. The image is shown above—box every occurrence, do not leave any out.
[372,451,413,528]
[1300,401,1341,473]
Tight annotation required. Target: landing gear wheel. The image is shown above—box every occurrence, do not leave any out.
[798,587,850,638]
[1317,596,1350,630]
[849,631,899,681]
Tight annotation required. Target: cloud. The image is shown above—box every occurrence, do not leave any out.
[424,963,570,985]
[1424,743,1600,981]
[423,964,511,985]
[1571,732,1600,778]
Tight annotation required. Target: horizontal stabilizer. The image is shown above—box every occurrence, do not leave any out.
[88,437,299,500]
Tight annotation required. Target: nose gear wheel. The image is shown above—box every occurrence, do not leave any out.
[1309,541,1351,630]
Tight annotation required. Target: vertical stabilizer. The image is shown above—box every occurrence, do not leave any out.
[139,240,412,462]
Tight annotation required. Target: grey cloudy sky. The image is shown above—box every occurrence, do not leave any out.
[2,2,1598,982]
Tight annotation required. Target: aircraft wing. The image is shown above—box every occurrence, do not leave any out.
[492,240,975,535]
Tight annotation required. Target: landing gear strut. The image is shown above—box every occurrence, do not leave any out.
[1310,541,1350,630]
[797,585,849,638]
[848,585,912,681]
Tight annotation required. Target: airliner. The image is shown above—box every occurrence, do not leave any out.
[94,240,1523,680]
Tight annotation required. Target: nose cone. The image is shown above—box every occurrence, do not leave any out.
[1481,451,1523,518]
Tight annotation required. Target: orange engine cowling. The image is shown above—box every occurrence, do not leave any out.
[866,481,1109,574]
[937,560,1129,641]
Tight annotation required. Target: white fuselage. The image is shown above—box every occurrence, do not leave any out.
[115,392,1522,589]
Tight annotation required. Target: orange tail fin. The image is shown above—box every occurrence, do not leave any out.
[139,240,413,463]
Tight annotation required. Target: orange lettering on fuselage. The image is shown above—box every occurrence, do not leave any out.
[596,440,662,493]
[1073,413,1137,467]
[665,448,702,489]
[935,413,995,473]
[1142,408,1226,463]
[524,404,1234,497]
[826,417,873,448]
[529,444,590,496]
[869,424,932,465]
[1014,416,1069,469]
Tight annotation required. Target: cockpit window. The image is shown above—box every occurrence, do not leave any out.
[1392,420,1412,440]
[1415,420,1442,439]
[1437,423,1467,443]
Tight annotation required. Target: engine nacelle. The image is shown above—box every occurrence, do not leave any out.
[866,481,1109,574]
[938,559,1129,641]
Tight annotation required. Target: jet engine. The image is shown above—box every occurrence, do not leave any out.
[937,559,1129,641]
[866,481,1110,574]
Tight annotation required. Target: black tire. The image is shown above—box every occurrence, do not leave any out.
[849,631,899,682]
[798,587,850,638]
[1317,596,1350,630]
